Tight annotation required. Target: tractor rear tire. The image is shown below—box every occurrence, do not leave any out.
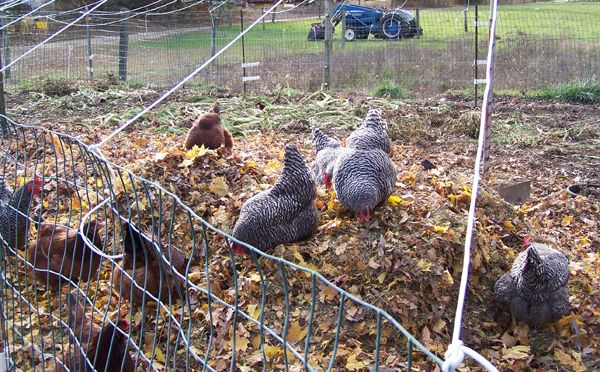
[381,13,409,40]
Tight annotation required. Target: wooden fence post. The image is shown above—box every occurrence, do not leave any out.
[118,18,129,81]
[323,0,333,89]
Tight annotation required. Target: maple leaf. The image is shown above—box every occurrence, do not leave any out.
[178,158,194,168]
[208,177,229,198]
[186,144,208,160]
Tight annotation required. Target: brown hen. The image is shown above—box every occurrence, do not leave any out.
[27,220,105,288]
[184,102,233,154]
[54,291,135,371]
[113,221,187,306]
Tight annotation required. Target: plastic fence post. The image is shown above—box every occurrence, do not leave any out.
[374,312,382,371]
[407,339,414,371]
[118,17,129,81]
[210,15,217,58]
[0,36,6,135]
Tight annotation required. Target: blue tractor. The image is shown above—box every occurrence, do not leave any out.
[308,3,422,41]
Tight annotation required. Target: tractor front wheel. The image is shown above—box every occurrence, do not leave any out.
[344,28,356,41]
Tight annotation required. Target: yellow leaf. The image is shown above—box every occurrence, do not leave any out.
[186,144,207,160]
[561,215,574,226]
[503,220,515,231]
[264,345,281,358]
[387,194,409,207]
[247,304,260,321]
[240,160,257,174]
[432,319,446,334]
[287,321,307,343]
[377,272,386,284]
[154,347,166,363]
[576,236,590,248]
[42,199,50,209]
[208,177,229,198]
[404,171,416,186]
[502,345,530,360]
[416,259,432,272]
[433,224,450,234]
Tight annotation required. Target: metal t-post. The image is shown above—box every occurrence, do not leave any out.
[323,0,333,89]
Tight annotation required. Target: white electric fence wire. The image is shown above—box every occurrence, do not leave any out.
[0,0,28,12]
[209,0,229,13]
[90,0,286,151]
[0,0,108,74]
[269,0,311,15]
[0,0,56,31]
[442,0,500,371]
[47,0,182,27]
[147,0,209,16]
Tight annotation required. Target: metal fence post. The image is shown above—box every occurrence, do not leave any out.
[210,14,217,58]
[323,0,333,89]
[86,12,93,79]
[340,5,346,49]
[474,5,478,108]
[241,10,247,96]
[416,8,420,39]
[118,18,129,81]
[464,5,468,32]
[262,8,266,31]
[0,36,6,135]
[1,17,10,82]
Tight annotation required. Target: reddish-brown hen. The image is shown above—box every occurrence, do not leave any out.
[27,221,105,288]
[184,102,233,154]
[54,291,135,371]
[113,221,187,306]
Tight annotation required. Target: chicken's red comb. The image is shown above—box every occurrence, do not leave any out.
[117,319,130,333]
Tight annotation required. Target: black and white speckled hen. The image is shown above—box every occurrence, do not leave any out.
[230,145,319,255]
[332,148,396,223]
[494,236,571,328]
[346,108,391,154]
[0,175,43,254]
[310,127,348,189]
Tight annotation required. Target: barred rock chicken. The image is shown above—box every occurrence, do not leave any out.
[310,127,348,189]
[184,101,234,154]
[56,292,135,372]
[346,108,391,154]
[494,237,571,328]
[0,175,43,254]
[231,145,319,255]
[27,220,105,288]
[332,148,396,223]
[113,221,187,306]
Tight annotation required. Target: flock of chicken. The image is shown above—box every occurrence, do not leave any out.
[0,102,572,370]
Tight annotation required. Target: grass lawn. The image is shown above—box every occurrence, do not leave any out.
[135,2,600,53]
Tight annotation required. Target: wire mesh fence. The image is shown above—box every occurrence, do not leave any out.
[1,1,599,97]
[0,115,444,370]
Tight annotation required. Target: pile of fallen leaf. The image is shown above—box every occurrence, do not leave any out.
[1,79,598,371]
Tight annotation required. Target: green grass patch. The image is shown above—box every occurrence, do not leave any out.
[372,81,408,99]
[532,79,600,104]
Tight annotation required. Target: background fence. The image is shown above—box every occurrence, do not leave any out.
[1,1,599,97]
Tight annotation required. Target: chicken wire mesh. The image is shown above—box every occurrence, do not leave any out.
[0,116,444,370]
[1,2,599,97]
